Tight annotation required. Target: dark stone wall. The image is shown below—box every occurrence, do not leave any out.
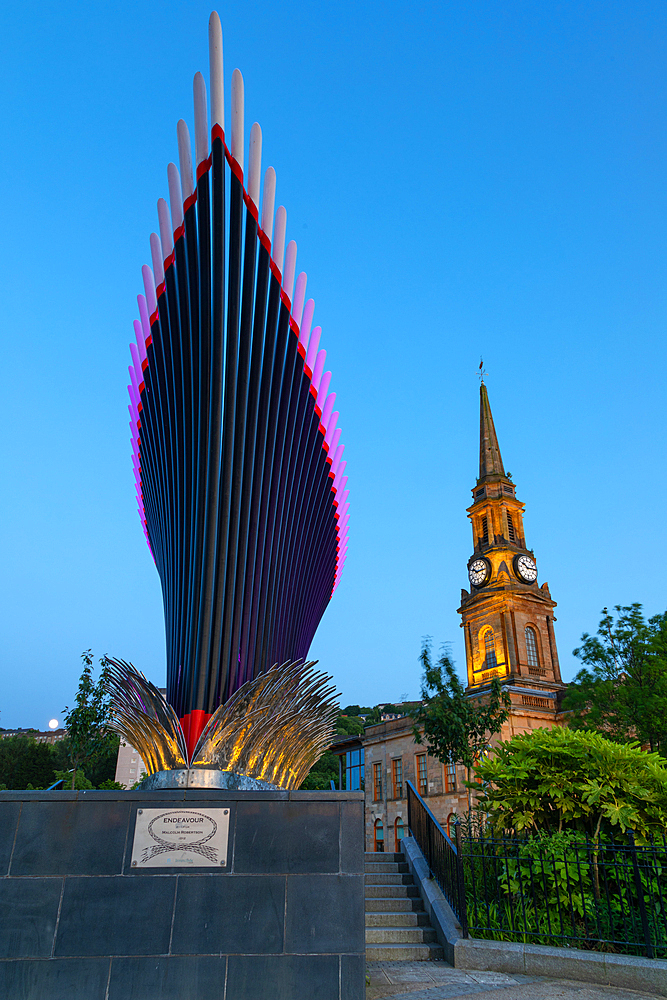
[0,788,365,1000]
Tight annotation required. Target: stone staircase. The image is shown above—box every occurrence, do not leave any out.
[364,851,444,961]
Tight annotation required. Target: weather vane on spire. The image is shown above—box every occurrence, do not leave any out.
[478,357,488,384]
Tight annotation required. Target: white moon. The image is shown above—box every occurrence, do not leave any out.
[48,719,59,730]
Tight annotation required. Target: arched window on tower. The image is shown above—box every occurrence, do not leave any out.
[374,818,384,853]
[484,629,497,669]
[525,626,543,675]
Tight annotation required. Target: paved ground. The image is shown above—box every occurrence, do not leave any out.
[366,962,662,1000]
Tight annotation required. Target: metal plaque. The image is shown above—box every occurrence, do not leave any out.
[130,807,230,868]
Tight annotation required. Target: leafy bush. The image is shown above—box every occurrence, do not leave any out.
[499,831,593,917]
[472,726,667,842]
[52,768,94,790]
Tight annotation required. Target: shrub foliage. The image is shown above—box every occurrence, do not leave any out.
[472,726,667,842]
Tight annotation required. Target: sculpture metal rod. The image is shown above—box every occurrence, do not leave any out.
[206,164,243,713]
[245,290,291,681]
[257,310,303,674]
[144,271,178,666]
[230,234,271,689]
[219,173,260,697]
[188,139,211,702]
[237,251,283,687]
[252,293,295,679]
[266,342,328,664]
[181,150,203,690]
[194,124,226,713]
[269,358,326,662]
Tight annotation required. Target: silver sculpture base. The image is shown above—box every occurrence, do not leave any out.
[137,768,279,791]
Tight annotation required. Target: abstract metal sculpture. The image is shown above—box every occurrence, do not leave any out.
[121,12,349,778]
[106,658,338,790]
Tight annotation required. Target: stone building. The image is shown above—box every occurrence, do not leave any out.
[333,382,567,850]
[0,728,67,745]
[333,719,468,853]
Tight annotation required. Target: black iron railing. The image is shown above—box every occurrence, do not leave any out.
[461,828,667,958]
[407,779,667,958]
[406,780,468,935]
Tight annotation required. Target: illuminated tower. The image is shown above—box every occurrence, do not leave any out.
[458,382,565,737]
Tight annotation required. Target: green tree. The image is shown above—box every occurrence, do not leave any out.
[300,751,339,790]
[364,706,382,724]
[0,736,58,789]
[62,651,116,789]
[51,731,121,788]
[412,640,511,810]
[564,605,667,754]
[473,726,667,842]
[336,715,365,737]
[84,733,121,787]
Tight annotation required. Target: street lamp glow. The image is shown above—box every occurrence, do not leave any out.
[48,719,59,730]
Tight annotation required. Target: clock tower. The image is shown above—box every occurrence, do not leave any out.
[458,382,566,738]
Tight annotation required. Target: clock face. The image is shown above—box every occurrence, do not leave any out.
[515,554,537,583]
[468,558,490,587]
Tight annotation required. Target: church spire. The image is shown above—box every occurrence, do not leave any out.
[479,383,505,481]
[461,382,565,722]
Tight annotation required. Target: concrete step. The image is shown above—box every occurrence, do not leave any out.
[364,884,420,899]
[364,861,409,874]
[365,926,438,945]
[364,852,403,862]
[365,872,413,885]
[365,911,429,927]
[364,897,424,913]
[365,943,444,962]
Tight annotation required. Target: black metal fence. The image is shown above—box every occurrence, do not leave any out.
[406,780,667,958]
[406,781,468,935]
[461,829,667,958]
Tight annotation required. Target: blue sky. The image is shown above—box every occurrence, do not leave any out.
[1,1,666,728]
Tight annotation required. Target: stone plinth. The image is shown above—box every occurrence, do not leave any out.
[0,787,365,999]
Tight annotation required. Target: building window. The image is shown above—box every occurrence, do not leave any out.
[373,762,382,801]
[346,748,365,791]
[506,512,516,542]
[392,758,403,799]
[374,819,384,852]
[481,515,489,545]
[444,761,456,793]
[525,626,539,669]
[446,813,457,840]
[415,753,427,796]
[395,817,404,852]
[484,629,496,668]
